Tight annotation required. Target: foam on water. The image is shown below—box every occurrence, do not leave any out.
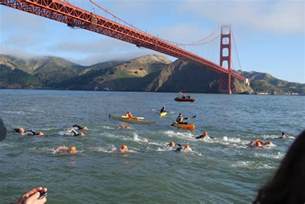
[231,161,274,169]
[204,136,249,149]
[163,130,194,139]
[2,110,27,115]
[132,133,149,143]
[90,145,116,153]
[101,125,116,130]
[262,134,295,140]
[254,151,284,160]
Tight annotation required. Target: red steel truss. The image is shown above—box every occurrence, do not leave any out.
[0,0,244,81]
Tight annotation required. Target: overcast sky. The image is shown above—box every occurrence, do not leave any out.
[0,0,304,83]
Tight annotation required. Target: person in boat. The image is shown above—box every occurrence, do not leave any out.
[195,131,209,140]
[160,106,166,114]
[119,144,128,153]
[123,112,134,119]
[54,145,78,155]
[175,144,192,152]
[176,113,188,124]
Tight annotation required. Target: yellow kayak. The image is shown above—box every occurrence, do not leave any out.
[171,122,196,131]
[109,114,155,125]
[160,112,168,117]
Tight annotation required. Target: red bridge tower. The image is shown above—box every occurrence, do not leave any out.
[219,25,232,94]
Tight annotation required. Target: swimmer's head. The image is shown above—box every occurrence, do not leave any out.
[119,144,128,153]
[14,128,25,134]
[36,131,44,136]
[168,141,176,147]
[202,131,208,136]
[184,144,190,149]
[255,140,263,147]
[69,146,78,154]
[183,144,191,152]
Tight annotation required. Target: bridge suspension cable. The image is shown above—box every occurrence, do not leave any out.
[88,0,143,32]
[232,32,242,69]
[87,0,220,48]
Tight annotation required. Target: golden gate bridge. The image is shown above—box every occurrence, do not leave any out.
[0,0,247,94]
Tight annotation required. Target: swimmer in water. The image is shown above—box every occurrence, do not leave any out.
[118,123,131,129]
[65,125,87,136]
[14,128,44,136]
[54,145,78,155]
[195,131,209,140]
[119,144,128,153]
[72,124,88,131]
[175,144,192,152]
[249,139,273,148]
[167,141,177,148]
[279,131,288,139]
[14,128,26,136]
[27,130,45,136]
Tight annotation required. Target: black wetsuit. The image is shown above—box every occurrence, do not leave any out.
[26,130,37,135]
[176,115,187,124]
[175,144,182,152]
[71,128,80,136]
[160,107,165,113]
[73,125,84,130]
[195,135,204,139]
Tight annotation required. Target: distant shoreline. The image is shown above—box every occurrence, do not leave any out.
[0,88,304,96]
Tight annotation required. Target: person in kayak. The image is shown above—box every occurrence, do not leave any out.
[54,145,78,155]
[195,131,209,140]
[160,106,166,114]
[176,113,188,124]
[119,144,128,153]
[123,112,134,119]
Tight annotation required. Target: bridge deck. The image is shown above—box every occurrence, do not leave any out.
[0,0,244,80]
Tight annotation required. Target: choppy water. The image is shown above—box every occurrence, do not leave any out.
[0,90,304,204]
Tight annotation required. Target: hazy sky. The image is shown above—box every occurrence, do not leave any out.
[0,0,304,83]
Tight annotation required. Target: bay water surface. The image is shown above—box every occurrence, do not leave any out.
[0,90,304,203]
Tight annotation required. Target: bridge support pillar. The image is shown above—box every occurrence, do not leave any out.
[220,25,232,94]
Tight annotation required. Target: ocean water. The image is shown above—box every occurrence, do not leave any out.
[0,90,304,204]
